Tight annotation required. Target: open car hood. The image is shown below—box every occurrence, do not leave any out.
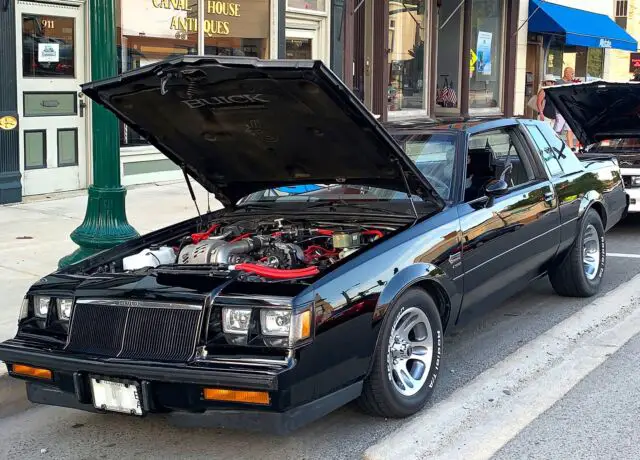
[81,56,444,209]
[544,81,640,147]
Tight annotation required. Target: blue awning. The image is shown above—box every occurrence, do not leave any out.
[529,0,638,52]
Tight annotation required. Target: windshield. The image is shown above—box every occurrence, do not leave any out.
[239,132,457,204]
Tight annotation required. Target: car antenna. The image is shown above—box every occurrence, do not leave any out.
[182,167,205,229]
[393,158,419,224]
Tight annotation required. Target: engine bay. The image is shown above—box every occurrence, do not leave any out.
[120,217,391,282]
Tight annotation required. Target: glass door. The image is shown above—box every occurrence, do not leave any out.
[16,1,87,196]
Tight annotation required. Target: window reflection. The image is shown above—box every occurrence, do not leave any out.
[286,38,312,59]
[436,1,461,110]
[22,15,75,78]
[203,0,270,58]
[388,0,427,112]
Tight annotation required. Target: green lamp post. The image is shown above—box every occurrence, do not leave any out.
[59,0,138,268]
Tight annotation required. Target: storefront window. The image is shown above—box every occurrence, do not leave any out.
[388,0,427,112]
[545,41,603,83]
[287,0,325,11]
[116,0,198,147]
[204,0,270,58]
[469,0,504,110]
[545,37,563,80]
[586,48,604,80]
[286,38,312,59]
[436,1,462,110]
[115,0,270,148]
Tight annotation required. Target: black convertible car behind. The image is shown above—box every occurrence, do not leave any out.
[0,57,628,433]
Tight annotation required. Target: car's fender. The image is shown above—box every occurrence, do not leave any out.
[372,262,456,323]
[364,262,459,377]
[578,190,607,227]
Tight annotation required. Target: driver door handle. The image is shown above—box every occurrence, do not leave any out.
[544,191,555,203]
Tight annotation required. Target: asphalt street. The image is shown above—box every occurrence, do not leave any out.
[1,214,640,459]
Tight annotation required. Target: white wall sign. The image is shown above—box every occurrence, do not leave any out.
[38,43,60,62]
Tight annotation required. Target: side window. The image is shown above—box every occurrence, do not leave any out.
[535,123,583,175]
[464,128,534,202]
[524,125,563,176]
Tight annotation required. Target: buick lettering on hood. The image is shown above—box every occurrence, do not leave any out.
[0,57,627,433]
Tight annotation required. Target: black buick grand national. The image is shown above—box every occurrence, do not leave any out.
[0,57,627,433]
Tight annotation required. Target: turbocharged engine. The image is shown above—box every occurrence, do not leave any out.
[121,219,386,281]
[178,236,306,269]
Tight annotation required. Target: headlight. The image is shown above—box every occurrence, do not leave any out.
[56,298,74,321]
[260,310,291,336]
[34,296,51,318]
[221,307,313,346]
[632,176,640,186]
[222,307,252,334]
[261,309,312,343]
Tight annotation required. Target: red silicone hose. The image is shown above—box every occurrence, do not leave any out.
[230,233,253,243]
[233,263,319,279]
[362,229,383,239]
[191,224,220,244]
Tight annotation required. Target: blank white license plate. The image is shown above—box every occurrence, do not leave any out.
[90,377,143,416]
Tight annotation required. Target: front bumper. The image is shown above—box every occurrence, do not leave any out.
[0,340,362,434]
[24,380,362,434]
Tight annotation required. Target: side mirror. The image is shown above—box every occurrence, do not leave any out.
[485,179,509,197]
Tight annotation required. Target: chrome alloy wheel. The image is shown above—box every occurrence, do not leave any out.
[583,224,601,281]
[386,306,434,397]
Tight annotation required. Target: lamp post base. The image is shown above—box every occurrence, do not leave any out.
[58,185,139,268]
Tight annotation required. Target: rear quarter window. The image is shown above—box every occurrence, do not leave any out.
[523,122,582,177]
[536,122,583,175]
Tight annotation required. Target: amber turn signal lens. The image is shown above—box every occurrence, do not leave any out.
[299,310,311,340]
[203,388,270,405]
[11,363,52,380]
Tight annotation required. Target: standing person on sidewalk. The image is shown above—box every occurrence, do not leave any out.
[553,67,577,150]
[536,75,557,123]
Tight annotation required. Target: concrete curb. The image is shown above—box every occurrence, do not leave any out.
[364,273,640,460]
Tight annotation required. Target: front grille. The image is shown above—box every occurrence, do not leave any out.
[66,300,203,362]
[618,155,640,167]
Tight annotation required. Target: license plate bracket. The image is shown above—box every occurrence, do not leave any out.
[89,375,144,416]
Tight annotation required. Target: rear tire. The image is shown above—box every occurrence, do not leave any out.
[549,209,605,297]
[358,288,443,418]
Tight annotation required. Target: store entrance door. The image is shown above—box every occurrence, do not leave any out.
[16,0,87,197]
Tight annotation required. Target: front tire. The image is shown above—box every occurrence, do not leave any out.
[549,209,606,297]
[358,288,443,418]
